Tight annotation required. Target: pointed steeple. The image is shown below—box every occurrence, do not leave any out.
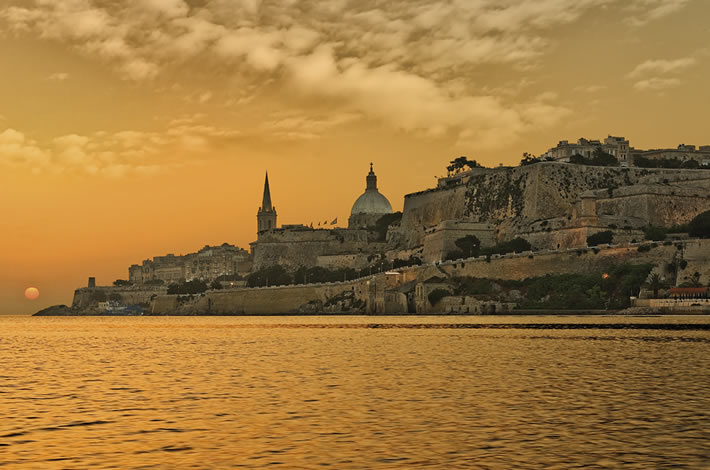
[257,171,277,236]
[261,172,273,211]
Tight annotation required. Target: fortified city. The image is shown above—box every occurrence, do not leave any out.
[39,136,710,316]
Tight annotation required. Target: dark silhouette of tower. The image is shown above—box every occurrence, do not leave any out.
[257,172,277,236]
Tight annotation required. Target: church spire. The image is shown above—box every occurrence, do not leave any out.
[257,171,277,235]
[261,172,273,211]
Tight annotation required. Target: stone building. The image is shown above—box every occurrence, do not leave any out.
[630,144,710,166]
[542,135,630,165]
[250,164,394,271]
[348,163,393,229]
[129,243,250,285]
[257,172,277,236]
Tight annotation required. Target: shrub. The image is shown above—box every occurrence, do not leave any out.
[167,279,209,295]
[637,245,651,252]
[113,279,133,287]
[688,210,710,238]
[643,226,666,241]
[428,288,450,306]
[587,231,613,246]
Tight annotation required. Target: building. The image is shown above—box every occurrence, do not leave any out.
[250,164,394,271]
[348,163,393,229]
[630,144,710,167]
[257,172,277,236]
[129,244,251,285]
[542,135,630,165]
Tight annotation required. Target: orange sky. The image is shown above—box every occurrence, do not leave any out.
[1,0,709,314]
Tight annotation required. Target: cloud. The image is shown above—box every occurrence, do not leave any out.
[627,0,691,26]
[261,111,361,140]
[627,57,697,78]
[632,77,681,92]
[47,72,70,81]
[0,129,51,169]
[0,0,694,148]
[0,117,245,177]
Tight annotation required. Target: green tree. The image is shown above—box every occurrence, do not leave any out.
[644,273,665,298]
[643,226,667,241]
[587,231,613,246]
[246,265,292,287]
[210,280,223,290]
[447,156,482,176]
[520,152,541,166]
[428,288,450,306]
[454,235,481,258]
[688,210,710,238]
[167,279,209,295]
[113,279,133,287]
[690,272,702,287]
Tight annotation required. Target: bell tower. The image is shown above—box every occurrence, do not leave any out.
[257,172,277,237]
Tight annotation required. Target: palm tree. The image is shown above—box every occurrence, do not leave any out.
[690,272,702,288]
[645,273,665,299]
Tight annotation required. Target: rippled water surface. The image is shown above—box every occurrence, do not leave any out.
[2,315,710,468]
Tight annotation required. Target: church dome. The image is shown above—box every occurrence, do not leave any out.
[348,164,393,230]
[350,164,392,216]
[351,190,393,215]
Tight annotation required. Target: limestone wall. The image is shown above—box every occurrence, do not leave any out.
[252,228,379,271]
[152,278,374,315]
[399,163,710,249]
[400,184,468,247]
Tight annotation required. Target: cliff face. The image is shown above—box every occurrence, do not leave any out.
[400,163,710,248]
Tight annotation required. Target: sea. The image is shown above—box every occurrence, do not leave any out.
[1,315,710,469]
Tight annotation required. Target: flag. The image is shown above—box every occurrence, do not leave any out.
[331,217,337,225]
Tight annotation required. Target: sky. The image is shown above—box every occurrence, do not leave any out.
[1,0,709,314]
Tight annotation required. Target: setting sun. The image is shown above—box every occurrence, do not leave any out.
[24,287,40,300]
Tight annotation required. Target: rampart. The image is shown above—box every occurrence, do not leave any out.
[400,163,710,248]
[151,239,710,314]
[252,228,381,271]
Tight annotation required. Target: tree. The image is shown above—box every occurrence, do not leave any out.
[688,210,710,238]
[643,226,666,241]
[454,235,481,258]
[690,272,702,287]
[447,156,482,176]
[113,279,133,287]
[520,152,541,166]
[167,279,209,295]
[587,231,613,247]
[645,273,665,298]
[428,288,450,306]
[246,265,292,287]
[210,280,223,290]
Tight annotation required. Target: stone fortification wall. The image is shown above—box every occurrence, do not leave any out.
[428,240,710,282]
[400,163,710,248]
[73,286,167,309]
[594,185,710,227]
[152,278,373,315]
[149,240,710,314]
[252,228,378,271]
[400,184,468,247]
